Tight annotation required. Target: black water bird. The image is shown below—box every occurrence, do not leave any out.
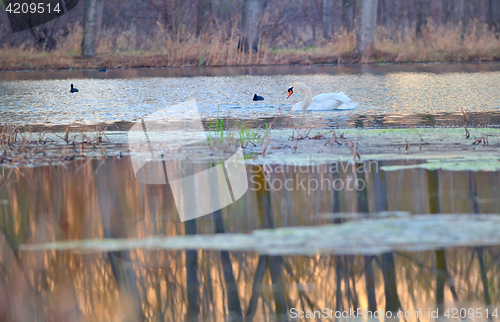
[70,84,79,93]
[253,94,264,101]
[98,68,107,72]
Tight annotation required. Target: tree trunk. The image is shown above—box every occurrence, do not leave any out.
[268,256,287,322]
[323,0,334,39]
[372,166,401,313]
[364,257,377,312]
[377,0,386,27]
[185,219,200,322]
[96,0,104,37]
[442,0,454,25]
[357,0,378,56]
[467,171,491,307]
[251,166,287,321]
[392,0,402,30]
[240,0,261,52]
[488,0,500,33]
[245,256,267,322]
[82,0,103,57]
[381,253,401,312]
[95,163,145,321]
[426,169,458,315]
[357,167,377,313]
[196,0,212,36]
[341,0,356,31]
[458,0,466,38]
[435,249,446,313]
[416,0,430,37]
[212,210,243,320]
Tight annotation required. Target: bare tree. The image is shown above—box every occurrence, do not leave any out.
[95,162,145,321]
[341,0,356,31]
[96,0,104,40]
[357,0,378,56]
[82,0,104,57]
[416,0,430,37]
[5,0,500,58]
[323,0,334,39]
[442,0,454,24]
[488,0,500,33]
[240,0,262,52]
[377,0,387,26]
[196,0,212,36]
[458,0,466,38]
[185,219,200,322]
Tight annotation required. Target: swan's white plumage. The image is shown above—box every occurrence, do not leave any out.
[289,82,358,111]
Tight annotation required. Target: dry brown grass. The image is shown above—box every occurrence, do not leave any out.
[0,124,110,168]
[376,21,500,63]
[0,21,499,71]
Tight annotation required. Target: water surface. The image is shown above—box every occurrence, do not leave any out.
[1,159,499,321]
[1,63,500,321]
[1,63,499,127]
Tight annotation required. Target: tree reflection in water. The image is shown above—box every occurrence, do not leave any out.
[0,158,499,321]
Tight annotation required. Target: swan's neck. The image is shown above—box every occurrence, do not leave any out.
[294,82,312,110]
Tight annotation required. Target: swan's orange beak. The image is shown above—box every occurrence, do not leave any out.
[287,87,293,99]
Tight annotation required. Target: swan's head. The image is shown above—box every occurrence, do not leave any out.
[287,85,294,99]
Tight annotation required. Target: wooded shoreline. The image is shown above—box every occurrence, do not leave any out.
[1,0,499,71]
[1,52,499,71]
[1,26,499,71]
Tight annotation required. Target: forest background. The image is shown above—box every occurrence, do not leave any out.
[0,0,500,70]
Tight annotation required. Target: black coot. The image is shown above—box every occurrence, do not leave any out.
[253,94,264,101]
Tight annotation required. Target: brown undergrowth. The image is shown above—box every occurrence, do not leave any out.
[0,21,499,70]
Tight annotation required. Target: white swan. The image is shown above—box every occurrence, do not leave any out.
[287,82,358,111]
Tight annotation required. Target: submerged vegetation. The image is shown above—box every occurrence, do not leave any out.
[1,121,499,169]
[206,112,263,152]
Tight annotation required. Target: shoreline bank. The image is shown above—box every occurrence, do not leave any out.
[1,54,500,72]
[1,61,500,81]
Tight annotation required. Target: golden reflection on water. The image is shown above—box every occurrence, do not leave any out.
[384,72,500,113]
[0,158,499,321]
